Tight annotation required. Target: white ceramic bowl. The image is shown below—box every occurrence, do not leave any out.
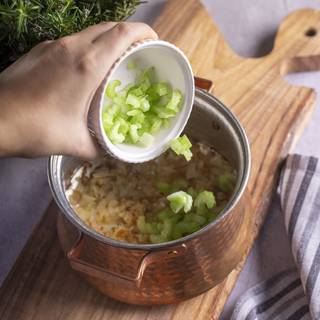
[88,39,195,163]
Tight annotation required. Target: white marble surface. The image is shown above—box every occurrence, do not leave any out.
[1,1,320,318]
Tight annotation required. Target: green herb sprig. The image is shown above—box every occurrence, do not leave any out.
[0,0,144,71]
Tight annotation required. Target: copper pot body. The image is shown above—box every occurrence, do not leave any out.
[49,87,251,305]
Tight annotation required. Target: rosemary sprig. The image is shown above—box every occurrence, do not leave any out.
[0,0,145,71]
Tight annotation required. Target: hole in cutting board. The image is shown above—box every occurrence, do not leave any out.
[305,28,317,37]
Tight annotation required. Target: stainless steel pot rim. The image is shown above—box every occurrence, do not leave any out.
[48,89,251,251]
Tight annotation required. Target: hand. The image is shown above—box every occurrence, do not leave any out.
[0,22,157,158]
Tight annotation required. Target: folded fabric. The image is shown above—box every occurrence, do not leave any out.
[231,155,320,320]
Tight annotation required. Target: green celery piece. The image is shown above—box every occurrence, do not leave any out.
[127,109,140,116]
[150,116,162,134]
[137,216,158,234]
[170,212,184,224]
[130,110,145,125]
[140,77,151,92]
[126,93,141,109]
[120,103,130,116]
[102,112,113,130]
[138,117,151,136]
[106,80,121,98]
[172,226,183,240]
[109,120,125,144]
[129,87,144,97]
[117,118,129,135]
[153,83,171,96]
[138,132,154,147]
[167,191,193,213]
[156,181,172,194]
[140,97,150,112]
[147,87,160,103]
[129,124,141,143]
[190,214,207,226]
[166,89,183,112]
[170,135,193,161]
[194,191,216,209]
[107,103,121,116]
[175,220,198,234]
[153,105,177,119]
[157,209,173,221]
[113,95,126,106]
[218,174,235,193]
[139,67,154,84]
[161,219,173,238]
[120,83,135,97]
[196,206,211,216]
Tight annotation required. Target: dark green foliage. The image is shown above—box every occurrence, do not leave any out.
[0,0,144,71]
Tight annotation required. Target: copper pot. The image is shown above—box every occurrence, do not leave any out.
[48,82,251,305]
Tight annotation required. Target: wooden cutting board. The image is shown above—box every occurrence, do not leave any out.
[1,1,320,319]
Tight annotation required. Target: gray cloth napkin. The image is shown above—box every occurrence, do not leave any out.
[231,155,320,320]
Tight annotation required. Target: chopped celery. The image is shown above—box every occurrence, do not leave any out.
[140,76,151,92]
[140,97,150,112]
[167,191,193,213]
[137,216,157,234]
[190,214,207,226]
[157,209,173,221]
[150,117,162,134]
[147,88,160,103]
[153,83,170,96]
[170,212,184,224]
[129,87,144,97]
[103,62,185,150]
[113,95,126,106]
[167,90,183,112]
[194,191,216,209]
[102,112,113,129]
[218,174,235,193]
[170,135,193,161]
[129,124,140,143]
[130,110,145,125]
[106,80,121,98]
[153,105,177,119]
[161,219,173,238]
[126,93,140,109]
[109,120,125,144]
[127,109,140,116]
[175,220,198,234]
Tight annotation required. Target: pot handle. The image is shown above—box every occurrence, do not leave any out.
[194,76,213,92]
[67,234,187,288]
